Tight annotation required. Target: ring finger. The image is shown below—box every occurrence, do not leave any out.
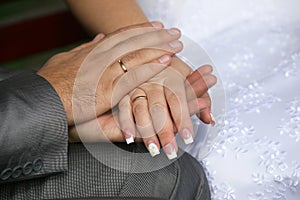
[142,83,178,160]
[130,88,161,157]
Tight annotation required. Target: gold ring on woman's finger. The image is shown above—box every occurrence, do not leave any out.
[132,95,147,103]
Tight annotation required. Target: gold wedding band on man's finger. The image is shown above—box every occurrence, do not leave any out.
[118,59,128,73]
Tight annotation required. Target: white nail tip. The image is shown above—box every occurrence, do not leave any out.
[210,112,216,126]
[184,136,194,145]
[166,151,177,160]
[126,136,134,144]
[148,143,160,157]
[210,112,215,121]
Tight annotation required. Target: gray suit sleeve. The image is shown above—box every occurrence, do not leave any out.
[0,71,68,183]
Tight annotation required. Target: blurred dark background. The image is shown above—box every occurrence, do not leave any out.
[0,0,89,69]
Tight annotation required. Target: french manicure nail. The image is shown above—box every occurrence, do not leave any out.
[168,28,180,36]
[126,136,134,144]
[169,40,182,49]
[164,143,177,160]
[124,130,134,144]
[210,112,216,127]
[147,143,160,157]
[182,128,194,144]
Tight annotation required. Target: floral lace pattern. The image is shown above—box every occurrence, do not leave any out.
[198,21,300,199]
[278,99,300,143]
[229,82,281,114]
[274,52,300,78]
[138,0,300,199]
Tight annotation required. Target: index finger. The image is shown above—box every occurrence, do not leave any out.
[99,22,165,51]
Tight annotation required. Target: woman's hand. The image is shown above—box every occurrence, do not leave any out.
[69,65,216,158]
[119,61,216,159]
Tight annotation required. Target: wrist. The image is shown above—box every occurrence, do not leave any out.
[37,71,74,125]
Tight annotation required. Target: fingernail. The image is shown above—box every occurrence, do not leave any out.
[147,143,160,157]
[164,143,177,160]
[93,33,105,41]
[182,128,194,144]
[168,28,180,36]
[169,40,182,49]
[151,21,163,28]
[124,130,134,144]
[158,55,171,64]
[205,76,217,88]
[126,136,134,144]
[210,112,216,127]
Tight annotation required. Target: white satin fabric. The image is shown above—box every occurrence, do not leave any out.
[138,0,300,199]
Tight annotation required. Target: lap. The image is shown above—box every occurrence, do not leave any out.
[0,143,210,200]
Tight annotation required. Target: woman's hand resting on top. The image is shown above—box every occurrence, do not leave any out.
[119,58,216,159]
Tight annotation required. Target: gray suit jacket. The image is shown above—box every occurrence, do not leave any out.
[0,69,210,200]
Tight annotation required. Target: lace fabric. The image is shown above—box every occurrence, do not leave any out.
[138,0,300,199]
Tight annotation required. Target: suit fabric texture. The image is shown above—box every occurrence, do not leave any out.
[0,69,211,200]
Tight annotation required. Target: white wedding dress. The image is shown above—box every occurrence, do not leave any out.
[138,0,300,199]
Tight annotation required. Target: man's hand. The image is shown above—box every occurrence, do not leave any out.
[37,22,183,126]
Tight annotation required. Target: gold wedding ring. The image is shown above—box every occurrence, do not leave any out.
[118,59,128,73]
[132,95,147,103]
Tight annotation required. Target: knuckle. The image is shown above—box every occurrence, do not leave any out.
[150,102,166,113]
[129,70,140,84]
[147,83,163,93]
[123,51,142,64]
[119,118,131,127]
[133,103,147,115]
[117,72,139,89]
